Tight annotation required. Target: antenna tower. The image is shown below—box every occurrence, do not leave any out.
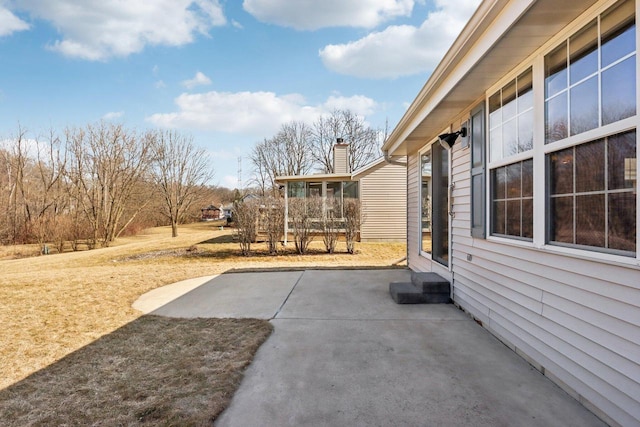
[237,156,242,191]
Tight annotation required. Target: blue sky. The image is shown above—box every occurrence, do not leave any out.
[0,0,480,188]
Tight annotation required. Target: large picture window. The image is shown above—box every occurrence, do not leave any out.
[545,0,636,143]
[547,130,636,254]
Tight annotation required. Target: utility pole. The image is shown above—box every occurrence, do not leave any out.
[237,156,242,194]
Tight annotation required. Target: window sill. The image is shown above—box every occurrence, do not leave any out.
[485,235,640,269]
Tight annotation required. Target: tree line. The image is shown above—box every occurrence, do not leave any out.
[0,122,215,251]
[249,109,385,195]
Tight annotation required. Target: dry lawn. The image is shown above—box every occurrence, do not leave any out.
[0,221,406,424]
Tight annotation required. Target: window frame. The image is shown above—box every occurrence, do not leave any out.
[419,142,434,258]
[542,0,637,258]
[486,65,536,243]
[481,0,638,263]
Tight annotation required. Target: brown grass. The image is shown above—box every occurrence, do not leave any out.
[0,221,406,424]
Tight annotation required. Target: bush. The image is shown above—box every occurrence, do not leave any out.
[233,200,260,256]
[260,197,284,255]
[289,197,321,255]
[320,198,340,254]
[343,198,362,254]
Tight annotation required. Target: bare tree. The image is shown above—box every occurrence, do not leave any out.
[65,122,153,247]
[1,125,31,245]
[150,130,214,237]
[28,129,69,251]
[250,121,313,191]
[311,109,381,173]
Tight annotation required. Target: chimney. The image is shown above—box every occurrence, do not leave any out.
[333,138,350,174]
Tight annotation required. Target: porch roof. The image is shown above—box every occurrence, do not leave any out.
[382,0,597,157]
[274,173,353,184]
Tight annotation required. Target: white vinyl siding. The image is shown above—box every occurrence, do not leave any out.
[447,88,639,427]
[359,162,407,241]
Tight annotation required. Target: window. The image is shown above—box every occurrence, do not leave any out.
[307,182,322,198]
[343,181,358,199]
[491,159,533,239]
[421,151,432,254]
[488,68,534,240]
[326,182,342,217]
[543,0,637,256]
[287,182,305,198]
[547,130,636,254]
[545,0,636,143]
[489,68,533,161]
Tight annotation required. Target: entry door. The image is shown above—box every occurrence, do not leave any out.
[431,143,449,266]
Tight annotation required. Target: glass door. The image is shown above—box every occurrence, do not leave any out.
[431,143,450,266]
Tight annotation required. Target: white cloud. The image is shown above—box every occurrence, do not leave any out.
[102,111,124,120]
[243,0,413,30]
[182,71,212,89]
[146,91,377,137]
[0,6,29,36]
[319,0,480,78]
[155,80,167,89]
[231,19,243,29]
[11,0,226,60]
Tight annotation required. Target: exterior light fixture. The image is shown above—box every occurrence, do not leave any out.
[439,127,467,150]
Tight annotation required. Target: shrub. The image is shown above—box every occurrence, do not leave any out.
[320,198,340,254]
[260,197,284,255]
[343,198,362,254]
[233,199,260,256]
[289,197,321,255]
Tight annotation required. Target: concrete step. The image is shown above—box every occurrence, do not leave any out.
[389,282,427,304]
[390,272,451,304]
[411,272,451,294]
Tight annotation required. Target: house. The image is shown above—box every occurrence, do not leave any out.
[200,205,223,221]
[382,0,639,426]
[275,142,407,242]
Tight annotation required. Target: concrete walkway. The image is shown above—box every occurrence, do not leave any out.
[133,269,605,427]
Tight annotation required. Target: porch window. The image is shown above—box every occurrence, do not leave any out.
[326,182,342,217]
[306,182,322,198]
[343,181,358,199]
[287,182,305,198]
[544,0,636,143]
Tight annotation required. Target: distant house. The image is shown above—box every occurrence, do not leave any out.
[275,142,407,242]
[221,204,233,219]
[382,0,639,425]
[200,205,223,221]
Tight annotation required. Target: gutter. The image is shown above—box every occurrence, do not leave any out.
[383,149,407,166]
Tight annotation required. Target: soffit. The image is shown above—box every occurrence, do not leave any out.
[385,0,597,156]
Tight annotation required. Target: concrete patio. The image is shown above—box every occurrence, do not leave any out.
[134,269,606,427]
